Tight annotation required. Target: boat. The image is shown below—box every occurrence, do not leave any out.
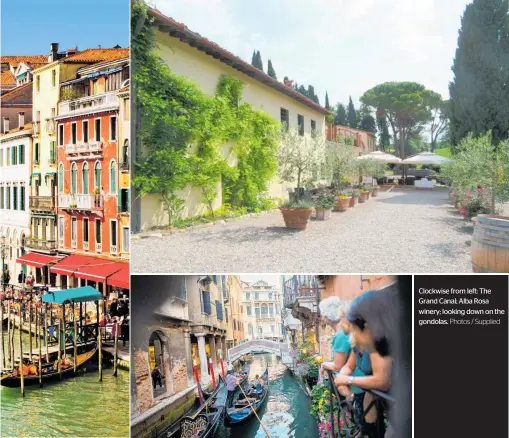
[180,377,228,438]
[0,347,97,388]
[225,369,269,426]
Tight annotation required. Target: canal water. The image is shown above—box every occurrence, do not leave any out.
[217,353,318,438]
[0,330,130,437]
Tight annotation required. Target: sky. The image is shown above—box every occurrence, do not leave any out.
[147,0,470,107]
[1,0,129,55]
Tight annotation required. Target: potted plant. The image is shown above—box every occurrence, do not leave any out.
[280,198,314,230]
[348,188,360,207]
[364,185,373,200]
[313,192,335,221]
[333,191,351,212]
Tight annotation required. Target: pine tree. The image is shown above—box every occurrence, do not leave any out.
[334,103,347,126]
[267,59,277,79]
[376,114,391,151]
[347,96,357,128]
[449,0,509,145]
[325,92,330,110]
[254,50,264,72]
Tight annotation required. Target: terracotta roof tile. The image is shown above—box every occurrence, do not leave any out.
[1,70,16,86]
[0,55,48,68]
[63,48,129,64]
[1,82,33,105]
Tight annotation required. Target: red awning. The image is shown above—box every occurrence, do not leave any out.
[50,254,95,276]
[107,266,130,290]
[17,253,60,268]
[74,259,126,283]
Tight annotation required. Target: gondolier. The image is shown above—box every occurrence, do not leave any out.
[225,370,238,408]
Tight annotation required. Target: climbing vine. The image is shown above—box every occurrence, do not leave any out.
[132,1,280,225]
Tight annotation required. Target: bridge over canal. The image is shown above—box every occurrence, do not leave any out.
[228,339,295,370]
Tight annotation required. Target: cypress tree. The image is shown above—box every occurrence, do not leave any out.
[298,85,307,97]
[334,103,347,126]
[255,50,263,71]
[325,91,330,110]
[251,50,257,67]
[360,114,377,134]
[347,96,357,128]
[449,0,509,145]
[267,59,277,79]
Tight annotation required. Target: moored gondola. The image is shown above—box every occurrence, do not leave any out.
[0,346,97,388]
[180,377,228,438]
[225,369,269,426]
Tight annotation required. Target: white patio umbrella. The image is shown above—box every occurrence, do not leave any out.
[355,150,402,163]
[401,151,451,165]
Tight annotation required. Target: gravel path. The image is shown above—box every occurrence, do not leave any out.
[132,188,478,273]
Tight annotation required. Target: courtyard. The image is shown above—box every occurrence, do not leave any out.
[131,187,499,273]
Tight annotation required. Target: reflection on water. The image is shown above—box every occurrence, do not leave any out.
[1,331,130,438]
[216,353,318,438]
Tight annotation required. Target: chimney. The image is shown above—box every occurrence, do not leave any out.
[3,117,10,134]
[284,79,293,88]
[18,112,25,129]
[66,47,78,57]
[50,43,59,62]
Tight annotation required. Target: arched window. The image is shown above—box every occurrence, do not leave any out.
[261,303,268,316]
[82,162,89,194]
[94,161,101,191]
[58,163,64,193]
[71,162,77,194]
[109,160,117,194]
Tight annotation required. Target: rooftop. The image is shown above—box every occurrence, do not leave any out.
[63,47,129,64]
[0,122,33,137]
[1,55,48,68]
[149,7,330,116]
[1,69,16,86]
[1,82,33,105]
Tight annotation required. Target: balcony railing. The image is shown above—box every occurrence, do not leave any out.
[29,196,56,212]
[46,118,56,134]
[284,276,320,309]
[325,370,394,438]
[58,194,103,210]
[58,93,119,117]
[25,237,57,251]
[256,314,276,320]
[33,121,40,136]
[65,142,103,155]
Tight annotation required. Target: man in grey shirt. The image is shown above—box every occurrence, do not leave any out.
[225,370,238,408]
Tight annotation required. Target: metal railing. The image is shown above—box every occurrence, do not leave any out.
[58,93,119,117]
[65,142,103,154]
[283,275,320,308]
[325,369,394,438]
[58,193,103,210]
[29,196,56,211]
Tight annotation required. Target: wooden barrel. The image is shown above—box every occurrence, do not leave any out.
[471,215,509,272]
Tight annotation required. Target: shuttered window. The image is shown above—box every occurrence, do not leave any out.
[201,289,211,315]
[216,301,223,321]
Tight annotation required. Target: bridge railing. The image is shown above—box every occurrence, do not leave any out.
[228,339,283,359]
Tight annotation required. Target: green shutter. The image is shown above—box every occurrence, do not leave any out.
[118,188,122,213]
[20,186,25,210]
[18,145,23,164]
[11,147,15,165]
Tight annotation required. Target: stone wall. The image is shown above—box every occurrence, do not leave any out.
[165,327,188,393]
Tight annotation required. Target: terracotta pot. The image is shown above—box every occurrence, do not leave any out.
[359,192,367,203]
[349,197,358,207]
[315,208,332,221]
[333,197,351,212]
[372,187,380,197]
[366,191,371,200]
[280,208,313,230]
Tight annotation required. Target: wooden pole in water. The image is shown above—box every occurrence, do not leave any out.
[45,303,49,363]
[57,319,62,380]
[1,299,5,369]
[73,302,77,373]
[19,301,25,397]
[62,304,66,359]
[28,298,33,362]
[97,300,102,382]
[7,300,11,367]
[35,298,38,349]
[113,321,118,377]
[39,303,42,388]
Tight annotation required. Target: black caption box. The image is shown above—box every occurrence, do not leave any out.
[414,275,508,438]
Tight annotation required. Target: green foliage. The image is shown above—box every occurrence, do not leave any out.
[325,91,330,110]
[252,50,264,71]
[441,132,509,212]
[132,2,279,225]
[313,192,336,209]
[334,103,347,126]
[267,59,277,80]
[281,197,314,209]
[361,82,434,158]
[376,113,391,150]
[449,0,509,146]
[324,139,356,186]
[347,96,357,128]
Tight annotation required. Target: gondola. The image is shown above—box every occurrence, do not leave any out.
[225,369,269,426]
[180,377,228,438]
[0,347,97,388]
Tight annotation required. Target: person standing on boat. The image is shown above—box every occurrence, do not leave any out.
[227,360,233,372]
[225,370,238,408]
